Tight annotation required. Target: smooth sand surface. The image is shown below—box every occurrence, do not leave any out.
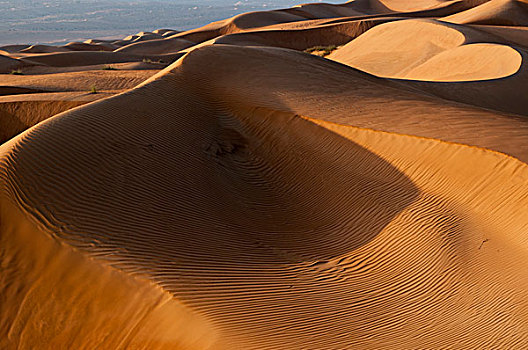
[328,17,528,115]
[1,1,528,349]
[328,18,523,81]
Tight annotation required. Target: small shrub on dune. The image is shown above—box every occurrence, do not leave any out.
[142,58,166,65]
[10,69,23,75]
[102,65,117,71]
[304,45,338,57]
[90,85,98,94]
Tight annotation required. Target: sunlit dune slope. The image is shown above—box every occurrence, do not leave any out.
[0,200,217,350]
[328,18,528,115]
[328,18,523,81]
[1,44,528,349]
[1,70,157,93]
[401,43,521,81]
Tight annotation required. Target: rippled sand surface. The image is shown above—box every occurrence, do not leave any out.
[1,0,528,348]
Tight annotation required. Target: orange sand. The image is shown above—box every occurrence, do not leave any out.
[1,1,528,349]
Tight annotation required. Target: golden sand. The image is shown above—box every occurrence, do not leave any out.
[1,0,527,348]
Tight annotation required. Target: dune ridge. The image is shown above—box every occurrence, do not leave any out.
[328,18,524,82]
[443,0,528,25]
[1,0,528,348]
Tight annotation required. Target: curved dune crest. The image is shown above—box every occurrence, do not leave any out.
[212,18,396,51]
[20,44,71,54]
[328,18,525,82]
[115,37,195,55]
[404,43,522,81]
[377,0,469,11]
[328,19,467,78]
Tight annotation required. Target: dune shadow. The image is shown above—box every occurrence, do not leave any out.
[0,44,422,285]
[203,106,422,263]
[0,108,27,144]
[0,82,421,269]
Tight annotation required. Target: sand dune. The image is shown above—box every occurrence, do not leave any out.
[1,70,159,93]
[153,29,180,36]
[19,45,71,54]
[213,18,398,51]
[1,1,528,349]
[328,18,521,81]
[328,18,528,115]
[443,0,528,25]
[0,55,23,74]
[472,24,528,46]
[0,100,87,144]
[168,0,479,47]
[0,69,157,145]
[115,37,195,55]
[62,41,116,52]
[0,86,46,96]
[14,51,183,68]
[0,45,30,54]
[401,43,521,81]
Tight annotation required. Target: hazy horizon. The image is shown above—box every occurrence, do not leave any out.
[0,0,345,46]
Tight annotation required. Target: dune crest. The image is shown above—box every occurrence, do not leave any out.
[328,18,524,81]
[403,43,522,81]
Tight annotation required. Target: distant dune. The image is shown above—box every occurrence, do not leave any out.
[1,1,528,349]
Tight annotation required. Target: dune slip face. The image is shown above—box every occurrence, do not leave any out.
[1,0,528,349]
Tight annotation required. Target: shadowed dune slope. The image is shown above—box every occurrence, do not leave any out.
[20,45,71,54]
[0,87,46,96]
[471,25,528,46]
[443,0,528,25]
[0,70,159,144]
[0,55,23,74]
[212,18,399,50]
[115,37,195,55]
[1,44,528,349]
[0,100,87,144]
[15,51,183,68]
[62,42,115,52]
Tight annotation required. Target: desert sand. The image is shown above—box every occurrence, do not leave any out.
[1,0,528,349]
